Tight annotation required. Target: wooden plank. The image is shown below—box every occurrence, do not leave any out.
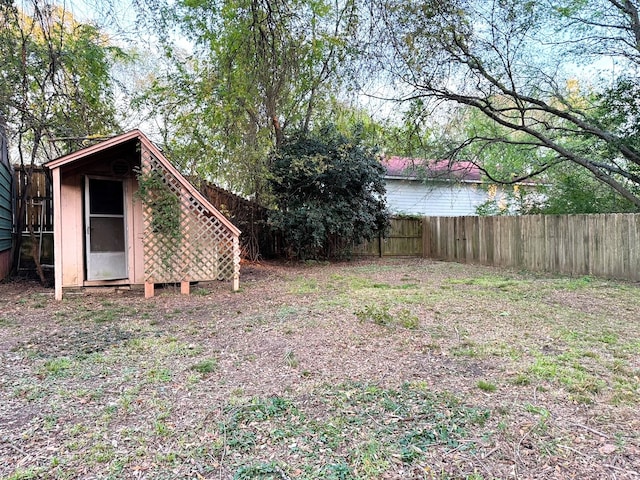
[0,161,11,252]
[356,213,640,281]
[52,168,63,300]
[422,217,430,258]
[630,214,640,281]
[145,282,154,299]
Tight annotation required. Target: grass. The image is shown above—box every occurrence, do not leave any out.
[215,383,489,478]
[1,258,639,479]
[190,358,218,374]
[354,304,420,329]
[476,380,497,393]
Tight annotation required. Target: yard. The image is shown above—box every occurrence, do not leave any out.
[1,258,639,479]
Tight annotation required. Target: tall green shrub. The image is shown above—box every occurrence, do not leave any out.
[269,125,389,259]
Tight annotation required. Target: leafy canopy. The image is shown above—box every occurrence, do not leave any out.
[135,0,358,199]
[372,0,640,209]
[0,0,125,163]
[268,125,389,259]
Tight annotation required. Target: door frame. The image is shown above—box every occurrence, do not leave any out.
[84,175,129,281]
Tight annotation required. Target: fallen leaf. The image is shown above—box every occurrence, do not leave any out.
[598,444,617,455]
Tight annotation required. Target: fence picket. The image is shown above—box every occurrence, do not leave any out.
[358,214,640,282]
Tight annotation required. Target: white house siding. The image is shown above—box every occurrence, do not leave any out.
[385,179,490,216]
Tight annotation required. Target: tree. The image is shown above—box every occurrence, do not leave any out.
[1,0,125,162]
[373,0,640,209]
[0,0,126,281]
[268,125,389,259]
[430,101,638,214]
[136,0,359,199]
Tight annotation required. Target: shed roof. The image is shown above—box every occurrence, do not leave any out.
[382,156,482,182]
[45,129,240,236]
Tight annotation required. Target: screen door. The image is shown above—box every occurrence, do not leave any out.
[85,177,128,280]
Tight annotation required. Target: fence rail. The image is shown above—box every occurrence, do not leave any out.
[356,214,640,282]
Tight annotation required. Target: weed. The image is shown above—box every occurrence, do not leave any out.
[93,308,119,323]
[353,439,389,477]
[397,308,420,329]
[354,304,419,329]
[355,304,393,325]
[477,380,497,393]
[511,373,531,386]
[283,350,299,368]
[225,429,257,452]
[4,468,44,480]
[529,352,605,400]
[154,420,171,436]
[157,451,179,463]
[323,462,354,479]
[147,366,172,383]
[564,276,594,290]
[524,403,550,419]
[43,414,58,431]
[91,442,114,463]
[291,278,318,294]
[234,462,285,479]
[446,275,521,289]
[190,358,218,374]
[42,357,72,377]
[276,305,298,320]
[451,341,479,358]
[598,332,618,345]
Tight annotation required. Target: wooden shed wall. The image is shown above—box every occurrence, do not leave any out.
[57,164,144,288]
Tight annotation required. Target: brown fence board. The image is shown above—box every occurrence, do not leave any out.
[362,214,640,282]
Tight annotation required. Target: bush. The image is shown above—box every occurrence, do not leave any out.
[268,125,390,259]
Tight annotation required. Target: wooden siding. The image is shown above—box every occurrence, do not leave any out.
[0,127,11,280]
[356,214,640,282]
[0,161,12,280]
[1,121,12,280]
[0,160,11,253]
[385,179,489,216]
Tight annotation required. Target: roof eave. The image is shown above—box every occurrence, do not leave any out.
[44,129,241,237]
[45,129,143,170]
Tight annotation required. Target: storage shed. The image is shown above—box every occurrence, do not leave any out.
[45,130,241,300]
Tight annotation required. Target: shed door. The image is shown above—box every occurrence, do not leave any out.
[85,177,128,281]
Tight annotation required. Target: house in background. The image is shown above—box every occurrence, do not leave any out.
[0,121,13,280]
[383,156,509,216]
[45,130,241,300]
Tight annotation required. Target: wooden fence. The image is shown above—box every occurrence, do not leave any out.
[12,166,54,271]
[355,214,640,282]
[190,178,274,260]
[354,217,424,257]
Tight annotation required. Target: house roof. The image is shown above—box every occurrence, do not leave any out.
[382,156,482,182]
[45,129,240,236]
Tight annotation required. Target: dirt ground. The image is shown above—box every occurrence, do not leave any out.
[0,258,639,479]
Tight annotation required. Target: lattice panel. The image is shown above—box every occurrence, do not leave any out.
[141,148,240,286]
